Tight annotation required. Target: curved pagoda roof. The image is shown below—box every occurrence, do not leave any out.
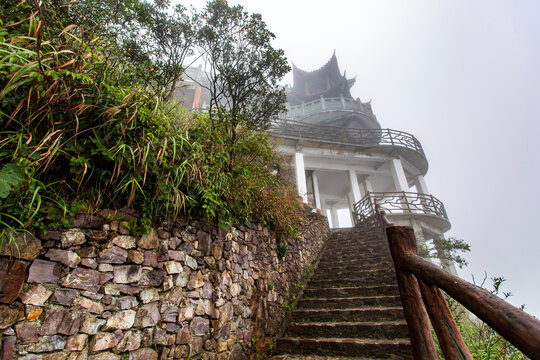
[288,52,356,106]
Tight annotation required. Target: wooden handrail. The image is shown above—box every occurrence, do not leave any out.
[386,226,540,359]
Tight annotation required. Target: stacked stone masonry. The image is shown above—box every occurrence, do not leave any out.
[0,210,328,360]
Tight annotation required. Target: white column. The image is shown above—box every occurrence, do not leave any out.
[347,192,356,225]
[320,198,327,216]
[359,181,366,197]
[294,152,308,203]
[330,208,339,228]
[312,172,322,210]
[389,158,409,192]
[348,170,362,204]
[414,175,430,194]
[411,220,428,255]
[321,95,326,110]
[363,177,374,193]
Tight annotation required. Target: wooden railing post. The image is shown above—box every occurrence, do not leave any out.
[386,226,439,359]
[418,280,473,360]
[362,216,540,358]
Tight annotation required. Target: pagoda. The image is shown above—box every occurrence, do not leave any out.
[268,53,456,274]
[284,52,379,130]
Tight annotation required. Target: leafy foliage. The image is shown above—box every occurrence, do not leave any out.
[448,275,528,359]
[418,236,470,269]
[0,163,25,199]
[0,0,302,247]
[183,114,301,236]
[43,0,193,98]
[418,237,527,358]
[194,0,290,129]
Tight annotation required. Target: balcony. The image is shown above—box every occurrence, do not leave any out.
[267,119,428,174]
[286,97,375,119]
[353,191,450,231]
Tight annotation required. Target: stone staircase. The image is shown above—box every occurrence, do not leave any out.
[275,228,413,359]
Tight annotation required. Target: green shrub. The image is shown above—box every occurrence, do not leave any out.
[0,0,301,247]
[442,276,528,359]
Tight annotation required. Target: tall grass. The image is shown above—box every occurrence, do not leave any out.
[0,0,302,244]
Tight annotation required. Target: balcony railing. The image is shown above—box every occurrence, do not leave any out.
[353,191,448,227]
[285,97,375,119]
[268,119,426,159]
[193,97,373,119]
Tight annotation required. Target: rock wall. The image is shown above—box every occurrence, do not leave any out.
[0,210,328,360]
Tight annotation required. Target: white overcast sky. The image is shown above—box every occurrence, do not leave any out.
[185,0,540,317]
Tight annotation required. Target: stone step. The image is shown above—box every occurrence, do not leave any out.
[276,337,412,358]
[323,250,386,254]
[267,355,390,360]
[323,245,388,252]
[324,244,388,250]
[319,258,391,264]
[325,234,384,240]
[325,250,387,255]
[291,307,404,323]
[320,253,390,260]
[316,259,393,268]
[318,253,390,260]
[324,239,386,245]
[311,269,395,281]
[319,250,389,257]
[307,277,397,289]
[303,285,400,299]
[285,321,409,339]
[296,295,403,310]
[315,263,394,273]
[324,240,386,246]
[311,269,396,278]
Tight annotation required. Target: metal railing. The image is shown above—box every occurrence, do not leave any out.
[285,97,374,119]
[353,191,448,227]
[268,119,425,158]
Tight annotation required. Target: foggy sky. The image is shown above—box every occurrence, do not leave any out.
[186,0,540,317]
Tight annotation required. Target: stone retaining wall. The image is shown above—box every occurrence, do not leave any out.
[0,210,328,360]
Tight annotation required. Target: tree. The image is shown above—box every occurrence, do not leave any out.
[125,1,195,98]
[194,0,290,130]
[418,236,471,269]
[44,0,193,97]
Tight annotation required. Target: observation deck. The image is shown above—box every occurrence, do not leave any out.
[285,97,380,130]
[354,192,450,232]
[268,119,429,175]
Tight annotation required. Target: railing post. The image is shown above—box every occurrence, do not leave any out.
[418,280,473,360]
[403,191,412,213]
[385,226,438,359]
